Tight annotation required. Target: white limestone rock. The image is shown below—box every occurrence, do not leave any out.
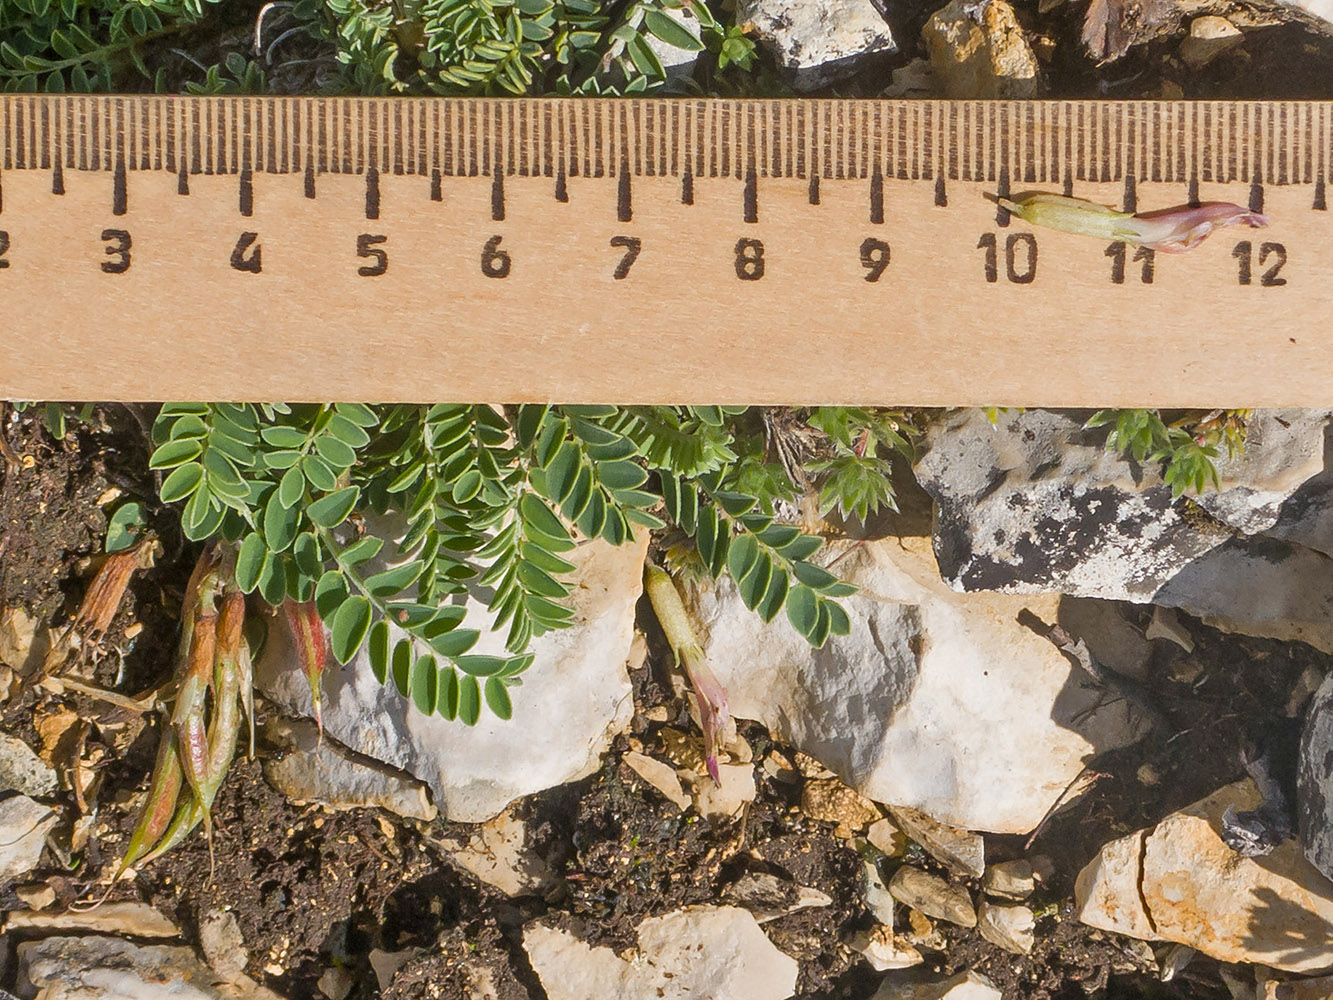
[0,733,57,797]
[977,901,1035,954]
[257,530,647,823]
[888,866,976,928]
[686,535,1149,834]
[446,808,555,898]
[1077,779,1333,973]
[1179,16,1244,67]
[16,935,286,1000]
[1298,672,1333,880]
[524,906,799,1000]
[872,970,1002,1000]
[737,0,896,90]
[261,717,435,821]
[641,4,705,79]
[0,795,55,881]
[885,804,985,878]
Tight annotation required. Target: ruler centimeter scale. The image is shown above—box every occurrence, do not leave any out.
[0,96,1330,405]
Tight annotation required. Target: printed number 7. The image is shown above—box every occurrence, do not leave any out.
[610,236,641,280]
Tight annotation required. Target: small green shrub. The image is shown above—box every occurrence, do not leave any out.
[148,404,898,723]
[1086,408,1250,498]
[0,0,223,92]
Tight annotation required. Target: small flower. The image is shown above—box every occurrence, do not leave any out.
[998,193,1269,253]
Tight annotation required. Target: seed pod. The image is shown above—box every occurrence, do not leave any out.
[115,721,184,877]
[284,599,327,740]
[998,193,1269,253]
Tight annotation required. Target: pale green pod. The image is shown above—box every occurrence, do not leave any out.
[998,194,1138,240]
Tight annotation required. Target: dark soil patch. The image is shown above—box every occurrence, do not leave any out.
[1,404,1331,1000]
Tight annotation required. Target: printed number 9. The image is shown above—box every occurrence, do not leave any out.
[861,238,889,282]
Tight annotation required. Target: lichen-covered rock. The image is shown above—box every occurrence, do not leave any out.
[923,0,1039,99]
[915,408,1333,652]
[1299,672,1333,881]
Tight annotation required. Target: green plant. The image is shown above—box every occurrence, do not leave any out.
[805,407,918,523]
[1086,408,1250,498]
[148,404,870,726]
[0,0,223,92]
[10,401,92,440]
[314,0,756,95]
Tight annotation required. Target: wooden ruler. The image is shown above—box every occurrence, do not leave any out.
[1,96,1330,405]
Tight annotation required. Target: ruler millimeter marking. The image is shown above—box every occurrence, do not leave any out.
[1,96,1331,405]
[3,97,1331,186]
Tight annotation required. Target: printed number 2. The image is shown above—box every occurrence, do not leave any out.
[1232,241,1287,286]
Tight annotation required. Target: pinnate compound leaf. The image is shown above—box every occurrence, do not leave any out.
[236,532,269,593]
[785,584,819,639]
[329,596,372,664]
[485,676,514,720]
[160,462,204,503]
[307,486,360,528]
[458,674,481,726]
[369,620,391,685]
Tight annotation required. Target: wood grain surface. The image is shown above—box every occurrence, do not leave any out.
[0,96,1328,405]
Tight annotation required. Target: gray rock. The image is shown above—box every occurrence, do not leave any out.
[980,859,1038,900]
[923,0,1039,99]
[0,734,57,797]
[0,795,55,881]
[686,535,1148,834]
[524,906,799,1000]
[976,901,1035,954]
[850,925,923,971]
[199,909,248,980]
[1274,0,1333,27]
[864,860,897,925]
[257,529,646,823]
[916,409,1333,651]
[1267,421,1333,558]
[3,902,178,939]
[1179,16,1244,66]
[872,970,1002,1000]
[641,4,704,79]
[16,935,286,1000]
[721,872,832,923]
[262,717,436,821]
[446,808,555,897]
[888,866,976,928]
[885,805,985,878]
[736,0,896,90]
[1058,598,1152,681]
[1299,672,1333,880]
